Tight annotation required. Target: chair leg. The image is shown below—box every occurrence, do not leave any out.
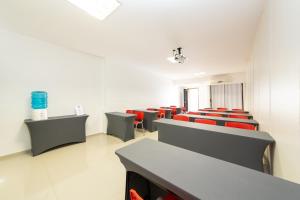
[141,122,145,134]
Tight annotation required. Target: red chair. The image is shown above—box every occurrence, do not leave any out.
[225,122,256,130]
[206,113,223,117]
[187,111,200,115]
[158,109,166,118]
[134,111,144,131]
[129,189,179,200]
[147,108,156,111]
[195,119,217,125]
[170,107,177,117]
[173,115,189,121]
[232,108,243,111]
[231,108,246,113]
[181,107,187,113]
[126,110,135,114]
[228,115,248,119]
[217,107,228,111]
[130,189,143,200]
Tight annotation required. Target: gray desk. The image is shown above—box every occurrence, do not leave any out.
[196,110,253,119]
[175,107,182,114]
[200,109,250,114]
[106,112,136,142]
[25,115,88,156]
[161,107,182,115]
[225,110,250,114]
[152,108,172,119]
[181,114,259,130]
[116,139,300,200]
[134,109,158,132]
[155,119,275,173]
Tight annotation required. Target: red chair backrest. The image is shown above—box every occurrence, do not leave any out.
[135,111,144,121]
[228,115,248,119]
[181,107,187,112]
[147,108,156,111]
[225,122,256,130]
[187,112,200,115]
[232,108,243,111]
[200,109,218,112]
[126,110,134,114]
[171,107,177,114]
[206,113,223,117]
[173,115,189,121]
[159,109,165,115]
[195,119,217,125]
[217,107,228,111]
[130,189,143,200]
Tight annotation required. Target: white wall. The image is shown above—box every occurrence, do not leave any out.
[248,0,300,183]
[0,29,105,156]
[102,62,180,131]
[0,29,179,157]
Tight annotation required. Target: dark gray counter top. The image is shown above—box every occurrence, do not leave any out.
[196,110,252,117]
[25,114,89,123]
[154,119,274,173]
[134,109,158,113]
[105,112,136,118]
[181,114,259,127]
[116,139,300,200]
[155,118,270,141]
[25,114,88,156]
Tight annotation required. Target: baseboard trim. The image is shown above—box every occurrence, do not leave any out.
[0,132,104,159]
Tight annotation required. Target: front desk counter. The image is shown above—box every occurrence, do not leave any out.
[181,114,259,130]
[196,110,253,119]
[25,114,88,156]
[116,139,300,200]
[155,119,275,174]
[106,112,136,142]
[134,109,158,132]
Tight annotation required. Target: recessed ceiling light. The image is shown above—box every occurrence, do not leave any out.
[66,0,120,21]
[0,177,5,184]
[194,72,206,76]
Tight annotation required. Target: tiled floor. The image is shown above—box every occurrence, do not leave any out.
[0,131,158,200]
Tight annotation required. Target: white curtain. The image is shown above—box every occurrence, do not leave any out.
[198,85,210,109]
[211,83,243,109]
[211,85,225,108]
[225,83,243,109]
[187,88,199,111]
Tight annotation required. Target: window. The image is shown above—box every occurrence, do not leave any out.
[184,83,244,110]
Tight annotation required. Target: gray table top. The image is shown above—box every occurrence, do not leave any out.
[196,110,252,117]
[24,114,89,123]
[155,108,172,111]
[134,109,158,113]
[105,112,136,117]
[181,114,259,125]
[116,139,300,200]
[154,118,273,142]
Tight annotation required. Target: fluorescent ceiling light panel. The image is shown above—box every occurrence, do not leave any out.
[67,0,120,20]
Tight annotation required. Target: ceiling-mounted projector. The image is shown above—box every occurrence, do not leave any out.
[167,47,186,64]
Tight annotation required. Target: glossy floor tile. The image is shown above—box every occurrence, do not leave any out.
[0,131,158,200]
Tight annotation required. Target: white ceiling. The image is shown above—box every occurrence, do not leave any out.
[0,0,265,80]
